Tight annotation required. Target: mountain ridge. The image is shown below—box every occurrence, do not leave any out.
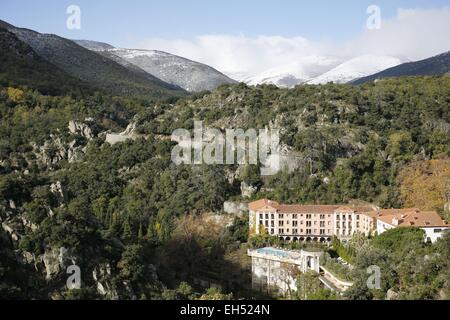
[353,51,450,84]
[74,40,237,92]
[0,20,185,98]
[0,26,91,95]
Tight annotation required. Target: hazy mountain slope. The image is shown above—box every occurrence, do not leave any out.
[88,46,237,92]
[353,51,450,84]
[0,20,185,98]
[243,70,307,88]
[308,55,403,84]
[0,27,91,95]
[73,39,114,51]
[240,57,340,88]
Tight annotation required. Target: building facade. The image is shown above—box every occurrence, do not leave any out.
[248,247,322,295]
[373,209,450,243]
[249,199,449,243]
[249,199,375,242]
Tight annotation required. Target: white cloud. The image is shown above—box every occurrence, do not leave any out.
[345,7,450,60]
[138,34,337,80]
[135,7,450,80]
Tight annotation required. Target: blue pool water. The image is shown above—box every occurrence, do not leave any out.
[255,247,289,258]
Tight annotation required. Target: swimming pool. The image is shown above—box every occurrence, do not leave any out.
[255,247,290,258]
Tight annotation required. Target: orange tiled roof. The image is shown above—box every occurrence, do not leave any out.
[361,211,380,218]
[377,210,449,228]
[276,204,341,214]
[250,199,376,214]
[248,199,279,211]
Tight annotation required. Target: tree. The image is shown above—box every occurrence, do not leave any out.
[295,271,322,300]
[198,287,232,300]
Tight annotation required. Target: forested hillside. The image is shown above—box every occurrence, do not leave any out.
[0,76,449,299]
[0,20,187,99]
[0,27,91,95]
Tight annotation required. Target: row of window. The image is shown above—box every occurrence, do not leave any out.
[260,220,332,228]
[258,213,332,220]
[258,213,361,221]
[277,228,332,235]
[279,220,331,226]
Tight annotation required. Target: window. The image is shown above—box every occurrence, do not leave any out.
[271,214,274,219]
[293,214,298,219]
[280,229,284,234]
[320,229,325,235]
[265,214,269,220]
[280,214,284,219]
[306,221,312,227]
[293,229,298,234]
[320,221,325,227]
[259,214,263,220]
[306,214,312,219]
[320,214,325,219]
[279,221,284,227]
[306,229,312,235]
[293,221,298,227]
[434,229,442,233]
[356,215,360,220]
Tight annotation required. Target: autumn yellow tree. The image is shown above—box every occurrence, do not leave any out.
[397,158,450,215]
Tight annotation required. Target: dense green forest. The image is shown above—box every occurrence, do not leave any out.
[0,75,449,299]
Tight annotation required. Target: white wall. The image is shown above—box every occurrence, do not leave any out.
[422,227,450,243]
[376,220,394,235]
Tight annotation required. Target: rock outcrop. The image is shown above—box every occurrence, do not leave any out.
[41,247,78,280]
[223,201,248,216]
[240,182,258,198]
[68,119,95,140]
[105,121,142,145]
[50,181,67,206]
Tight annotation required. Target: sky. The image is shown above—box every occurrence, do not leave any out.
[1,0,450,78]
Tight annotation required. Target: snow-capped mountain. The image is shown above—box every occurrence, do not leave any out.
[73,40,114,51]
[0,21,184,98]
[74,41,237,92]
[228,55,404,87]
[307,55,404,84]
[243,72,306,88]
[111,48,237,92]
[236,57,341,88]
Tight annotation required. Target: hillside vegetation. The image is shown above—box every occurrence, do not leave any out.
[0,76,449,299]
